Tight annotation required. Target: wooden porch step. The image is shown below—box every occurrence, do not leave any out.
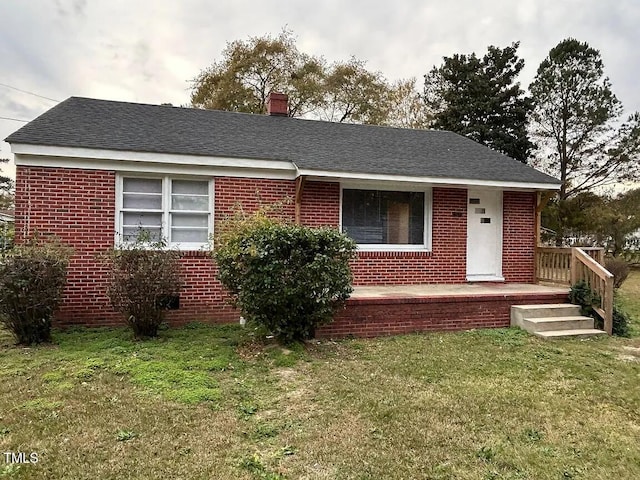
[522,315,594,332]
[533,329,607,339]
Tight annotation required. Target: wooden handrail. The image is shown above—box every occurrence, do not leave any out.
[571,247,614,335]
[535,246,613,334]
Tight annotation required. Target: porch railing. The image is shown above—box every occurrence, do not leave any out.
[535,247,572,284]
[571,248,614,335]
[535,246,613,335]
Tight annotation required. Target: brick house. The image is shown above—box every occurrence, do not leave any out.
[5,94,565,336]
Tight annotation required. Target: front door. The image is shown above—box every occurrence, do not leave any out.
[466,190,503,281]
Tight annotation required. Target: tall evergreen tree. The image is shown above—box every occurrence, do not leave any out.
[529,38,640,200]
[424,42,533,163]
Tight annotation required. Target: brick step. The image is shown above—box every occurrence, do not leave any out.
[533,329,607,339]
[511,304,581,328]
[522,316,594,332]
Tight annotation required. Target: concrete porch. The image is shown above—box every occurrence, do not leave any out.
[318,283,570,338]
[350,283,568,299]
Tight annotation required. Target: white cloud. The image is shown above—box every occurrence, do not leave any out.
[2,0,640,182]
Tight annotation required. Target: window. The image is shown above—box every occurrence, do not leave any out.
[341,187,430,250]
[118,176,212,249]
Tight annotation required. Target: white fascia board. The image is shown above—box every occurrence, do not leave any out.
[14,154,297,180]
[11,143,296,173]
[297,169,561,191]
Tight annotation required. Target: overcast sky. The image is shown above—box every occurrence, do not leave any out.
[2,0,640,181]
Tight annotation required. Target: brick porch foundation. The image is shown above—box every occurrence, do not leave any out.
[318,291,569,338]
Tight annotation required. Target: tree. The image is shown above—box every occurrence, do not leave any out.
[382,78,432,129]
[0,158,14,210]
[541,191,603,244]
[318,57,391,124]
[592,189,640,256]
[190,31,398,126]
[529,38,640,200]
[542,188,640,255]
[424,42,534,162]
[190,30,325,117]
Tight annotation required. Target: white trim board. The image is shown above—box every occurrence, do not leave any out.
[11,143,296,172]
[299,170,560,191]
[14,154,297,180]
[11,143,561,191]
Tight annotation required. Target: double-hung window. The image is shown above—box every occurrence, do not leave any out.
[118,176,212,249]
[341,186,431,251]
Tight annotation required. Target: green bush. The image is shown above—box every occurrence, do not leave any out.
[104,238,182,339]
[569,280,630,337]
[610,304,631,338]
[0,222,14,255]
[605,256,631,289]
[214,212,357,343]
[0,240,70,344]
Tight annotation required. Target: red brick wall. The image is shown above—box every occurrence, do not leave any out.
[350,187,468,285]
[319,292,568,338]
[15,166,119,325]
[14,166,538,331]
[14,167,300,327]
[214,177,295,222]
[502,191,536,283]
[300,181,340,226]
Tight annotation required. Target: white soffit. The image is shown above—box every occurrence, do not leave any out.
[299,170,561,191]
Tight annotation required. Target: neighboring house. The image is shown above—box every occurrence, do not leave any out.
[5,94,562,333]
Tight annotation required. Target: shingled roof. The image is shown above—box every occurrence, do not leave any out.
[6,97,560,186]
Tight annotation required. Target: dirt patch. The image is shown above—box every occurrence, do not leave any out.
[617,346,640,362]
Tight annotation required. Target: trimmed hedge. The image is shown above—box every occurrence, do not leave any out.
[215,213,357,343]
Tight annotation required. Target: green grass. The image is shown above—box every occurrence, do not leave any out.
[618,268,640,336]
[0,280,639,479]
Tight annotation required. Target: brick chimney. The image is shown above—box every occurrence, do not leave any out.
[267,92,288,116]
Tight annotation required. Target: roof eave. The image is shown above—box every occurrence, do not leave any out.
[295,168,561,191]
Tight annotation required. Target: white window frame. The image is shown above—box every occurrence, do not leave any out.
[115,173,214,250]
[339,182,432,252]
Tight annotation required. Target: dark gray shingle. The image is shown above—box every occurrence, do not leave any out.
[6,97,560,186]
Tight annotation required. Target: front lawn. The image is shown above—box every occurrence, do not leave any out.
[1,272,639,479]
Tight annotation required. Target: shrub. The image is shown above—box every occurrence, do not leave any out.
[610,304,631,338]
[604,257,631,289]
[0,240,70,344]
[104,238,182,339]
[215,211,357,343]
[569,280,599,318]
[0,222,14,255]
[569,280,630,337]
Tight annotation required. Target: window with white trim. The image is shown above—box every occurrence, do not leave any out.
[118,176,212,249]
[341,187,430,251]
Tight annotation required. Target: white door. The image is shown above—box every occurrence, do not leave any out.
[466,190,503,281]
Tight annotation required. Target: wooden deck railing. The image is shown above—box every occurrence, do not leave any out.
[536,247,605,284]
[536,247,573,284]
[535,246,613,335]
